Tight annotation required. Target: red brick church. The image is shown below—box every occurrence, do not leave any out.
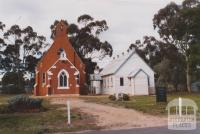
[34,20,86,96]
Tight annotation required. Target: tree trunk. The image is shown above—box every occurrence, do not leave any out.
[186,56,191,93]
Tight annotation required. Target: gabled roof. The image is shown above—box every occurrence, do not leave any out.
[128,69,149,78]
[36,20,84,70]
[100,50,135,76]
[100,49,154,76]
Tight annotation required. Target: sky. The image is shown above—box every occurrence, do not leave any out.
[0,0,183,67]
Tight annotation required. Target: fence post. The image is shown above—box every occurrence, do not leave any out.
[67,100,71,126]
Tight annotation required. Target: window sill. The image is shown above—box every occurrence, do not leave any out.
[76,85,80,87]
[58,87,69,89]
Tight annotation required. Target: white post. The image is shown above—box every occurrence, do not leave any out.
[67,100,71,126]
[179,97,182,116]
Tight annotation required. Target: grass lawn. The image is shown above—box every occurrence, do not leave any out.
[81,92,200,118]
[0,95,98,134]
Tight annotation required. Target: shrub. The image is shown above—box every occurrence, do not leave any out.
[108,95,116,101]
[0,104,10,114]
[1,84,24,94]
[8,95,43,112]
[117,93,130,101]
[2,72,25,94]
[109,93,130,101]
[122,93,130,101]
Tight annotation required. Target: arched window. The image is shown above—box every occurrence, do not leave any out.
[76,74,80,87]
[58,69,69,89]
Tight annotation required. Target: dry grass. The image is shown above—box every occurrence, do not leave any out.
[81,93,200,118]
[0,95,99,134]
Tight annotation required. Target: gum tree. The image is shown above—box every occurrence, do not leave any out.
[153,0,200,92]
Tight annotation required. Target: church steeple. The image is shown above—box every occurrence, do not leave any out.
[55,20,68,38]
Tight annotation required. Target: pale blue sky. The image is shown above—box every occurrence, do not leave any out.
[0,0,183,67]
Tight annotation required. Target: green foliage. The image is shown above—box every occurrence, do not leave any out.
[108,95,116,101]
[0,104,10,114]
[7,95,43,112]
[118,93,130,101]
[1,72,25,94]
[153,0,200,92]
[108,94,130,101]
[191,42,200,81]
[0,23,47,79]
[1,85,24,94]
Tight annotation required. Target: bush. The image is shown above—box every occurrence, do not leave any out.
[122,93,130,101]
[109,93,130,101]
[108,95,116,101]
[2,72,25,94]
[8,95,43,112]
[0,104,11,114]
[1,84,24,94]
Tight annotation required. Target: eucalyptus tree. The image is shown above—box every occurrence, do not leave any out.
[0,24,47,78]
[50,14,113,76]
[153,0,200,92]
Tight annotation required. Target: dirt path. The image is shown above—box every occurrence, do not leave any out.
[51,97,167,130]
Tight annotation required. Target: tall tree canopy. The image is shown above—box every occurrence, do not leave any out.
[50,14,113,77]
[0,23,47,78]
[129,36,186,91]
[153,0,200,92]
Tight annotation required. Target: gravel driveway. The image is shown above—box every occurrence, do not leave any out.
[51,97,167,130]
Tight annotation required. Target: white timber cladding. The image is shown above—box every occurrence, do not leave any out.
[91,80,101,94]
[100,50,155,95]
[102,75,115,94]
[116,53,154,88]
[133,71,149,95]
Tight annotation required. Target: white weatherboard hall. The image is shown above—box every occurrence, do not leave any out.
[99,49,155,95]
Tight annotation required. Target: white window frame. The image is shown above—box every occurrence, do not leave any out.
[42,73,46,85]
[75,74,80,87]
[57,69,69,89]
